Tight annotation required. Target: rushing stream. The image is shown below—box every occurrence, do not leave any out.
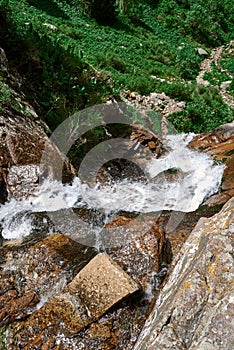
[0,133,225,242]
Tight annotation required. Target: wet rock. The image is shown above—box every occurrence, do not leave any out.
[68,253,139,318]
[134,197,234,350]
[105,215,170,291]
[0,214,158,350]
[204,191,231,206]
[19,217,168,350]
[66,302,147,350]
[47,217,170,350]
[130,124,164,157]
[94,123,166,185]
[0,233,96,327]
[0,291,39,325]
[7,253,139,348]
[6,164,40,199]
[0,110,76,200]
[189,121,234,152]
[147,140,156,151]
[30,301,147,350]
[96,158,147,184]
[189,121,234,206]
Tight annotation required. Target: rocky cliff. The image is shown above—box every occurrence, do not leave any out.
[0,48,75,203]
[134,197,234,350]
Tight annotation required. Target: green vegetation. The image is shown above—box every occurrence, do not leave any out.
[0,81,12,107]
[203,51,234,98]
[203,64,230,88]
[0,79,34,117]
[153,0,233,46]
[0,0,233,133]
[0,326,6,349]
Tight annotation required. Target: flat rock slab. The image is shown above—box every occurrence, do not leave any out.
[67,253,139,319]
[7,253,139,348]
[134,198,234,350]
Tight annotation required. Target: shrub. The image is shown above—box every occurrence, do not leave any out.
[95,52,127,73]
[175,46,202,79]
[168,86,234,132]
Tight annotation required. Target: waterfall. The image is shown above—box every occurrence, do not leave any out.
[0,133,225,241]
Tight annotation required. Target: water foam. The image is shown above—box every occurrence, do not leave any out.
[0,134,225,240]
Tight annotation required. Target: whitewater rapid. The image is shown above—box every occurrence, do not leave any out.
[0,134,225,240]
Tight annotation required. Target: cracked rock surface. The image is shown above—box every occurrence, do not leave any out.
[134,197,234,350]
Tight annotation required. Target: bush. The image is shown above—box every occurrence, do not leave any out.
[168,86,234,132]
[175,46,202,79]
[95,52,127,73]
[156,0,234,46]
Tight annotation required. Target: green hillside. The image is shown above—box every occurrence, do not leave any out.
[0,0,233,132]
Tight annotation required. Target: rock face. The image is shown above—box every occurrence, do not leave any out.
[134,197,234,350]
[6,165,41,199]
[69,253,139,318]
[189,121,234,206]
[0,47,75,202]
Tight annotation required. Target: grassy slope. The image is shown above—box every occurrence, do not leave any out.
[0,0,233,132]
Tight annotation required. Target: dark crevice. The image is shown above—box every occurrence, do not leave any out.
[160,313,172,333]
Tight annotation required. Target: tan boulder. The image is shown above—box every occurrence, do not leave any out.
[7,253,139,347]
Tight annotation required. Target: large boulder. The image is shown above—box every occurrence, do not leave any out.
[134,197,234,350]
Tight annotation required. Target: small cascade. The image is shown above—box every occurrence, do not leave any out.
[0,133,225,242]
